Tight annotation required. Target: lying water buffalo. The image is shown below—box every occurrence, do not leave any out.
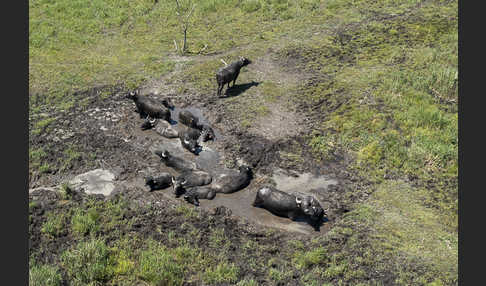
[181,165,252,206]
[154,120,179,138]
[145,173,173,191]
[172,170,212,197]
[182,186,215,206]
[216,57,252,97]
[160,98,175,110]
[141,117,158,130]
[155,149,198,172]
[179,110,199,128]
[252,186,325,230]
[211,165,252,194]
[178,129,200,154]
[199,124,215,142]
[127,91,171,121]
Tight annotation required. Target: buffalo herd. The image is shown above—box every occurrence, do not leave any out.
[128,57,325,230]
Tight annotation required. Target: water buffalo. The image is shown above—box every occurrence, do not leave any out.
[179,110,199,128]
[127,91,171,121]
[199,124,215,142]
[160,98,175,110]
[154,150,198,172]
[182,186,216,206]
[145,173,173,191]
[178,129,200,154]
[172,170,212,197]
[141,117,158,130]
[154,120,179,138]
[252,186,325,230]
[216,57,252,97]
[210,165,252,194]
[178,165,252,206]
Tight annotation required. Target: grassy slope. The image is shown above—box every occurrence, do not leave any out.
[29,0,457,285]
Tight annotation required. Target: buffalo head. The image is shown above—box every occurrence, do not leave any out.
[239,56,252,67]
[172,177,187,197]
[297,196,324,221]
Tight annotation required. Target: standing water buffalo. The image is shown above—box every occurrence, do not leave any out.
[145,173,173,191]
[155,150,198,172]
[252,186,325,230]
[127,91,171,121]
[216,57,252,97]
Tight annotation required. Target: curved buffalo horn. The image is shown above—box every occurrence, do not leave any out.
[181,179,187,185]
[149,117,157,124]
[295,197,302,205]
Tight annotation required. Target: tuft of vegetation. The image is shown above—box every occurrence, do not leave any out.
[203,262,239,284]
[137,240,195,285]
[59,182,74,200]
[174,204,199,218]
[41,212,66,238]
[29,263,63,286]
[71,208,100,236]
[60,238,114,285]
[293,247,328,270]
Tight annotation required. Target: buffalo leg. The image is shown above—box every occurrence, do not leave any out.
[233,71,240,87]
[217,84,224,97]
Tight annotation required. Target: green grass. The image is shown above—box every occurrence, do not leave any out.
[137,240,195,285]
[29,263,63,286]
[61,238,114,285]
[60,144,82,171]
[293,247,328,270]
[41,212,66,237]
[203,262,239,284]
[71,208,100,236]
[29,0,326,111]
[174,204,199,219]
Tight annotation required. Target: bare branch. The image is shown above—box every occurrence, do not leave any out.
[185,4,196,23]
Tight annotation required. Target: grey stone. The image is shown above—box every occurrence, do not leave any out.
[69,169,116,196]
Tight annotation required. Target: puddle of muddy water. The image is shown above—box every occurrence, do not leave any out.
[199,169,338,235]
